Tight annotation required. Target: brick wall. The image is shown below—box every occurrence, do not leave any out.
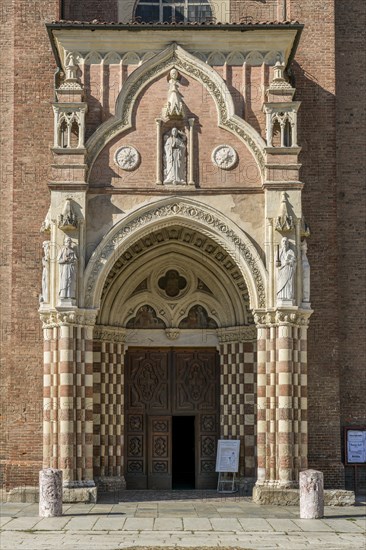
[0,0,59,490]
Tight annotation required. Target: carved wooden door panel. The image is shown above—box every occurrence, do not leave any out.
[148,416,172,489]
[173,350,219,489]
[125,349,170,489]
[125,348,219,489]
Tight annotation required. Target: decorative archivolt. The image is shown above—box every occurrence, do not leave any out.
[98,248,242,327]
[85,43,267,175]
[83,197,267,310]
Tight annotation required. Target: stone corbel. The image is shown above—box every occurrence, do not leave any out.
[58,198,79,231]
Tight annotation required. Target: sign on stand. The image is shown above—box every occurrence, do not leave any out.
[215,440,240,493]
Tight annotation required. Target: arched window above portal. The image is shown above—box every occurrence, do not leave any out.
[134,0,213,23]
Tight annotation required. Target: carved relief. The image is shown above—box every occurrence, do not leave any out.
[136,363,159,402]
[152,461,168,473]
[114,145,140,171]
[128,436,142,457]
[275,192,294,232]
[212,145,237,170]
[201,460,215,473]
[201,437,215,458]
[128,415,143,432]
[127,461,143,473]
[201,415,216,432]
[153,436,167,457]
[152,420,169,432]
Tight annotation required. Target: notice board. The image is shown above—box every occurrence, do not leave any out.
[215,439,240,473]
[345,428,366,464]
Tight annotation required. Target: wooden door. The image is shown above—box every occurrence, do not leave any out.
[125,348,219,489]
[125,349,170,488]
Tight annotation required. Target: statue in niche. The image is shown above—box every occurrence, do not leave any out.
[276,237,297,303]
[158,269,187,298]
[58,236,78,299]
[165,68,185,119]
[40,241,50,303]
[301,239,311,304]
[163,127,187,184]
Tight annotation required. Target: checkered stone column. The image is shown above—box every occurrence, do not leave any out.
[93,326,126,490]
[217,326,257,478]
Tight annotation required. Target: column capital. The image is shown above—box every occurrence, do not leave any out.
[254,308,313,328]
[40,308,98,329]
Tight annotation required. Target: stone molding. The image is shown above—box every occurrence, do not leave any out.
[216,325,257,343]
[40,309,98,329]
[93,325,127,343]
[254,308,313,328]
[86,43,266,176]
[84,197,267,310]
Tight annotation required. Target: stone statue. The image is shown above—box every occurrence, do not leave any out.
[58,236,77,300]
[276,237,296,303]
[165,68,184,119]
[40,241,50,303]
[301,239,311,305]
[163,127,187,184]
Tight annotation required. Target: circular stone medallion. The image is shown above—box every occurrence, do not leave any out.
[114,146,140,171]
[212,145,237,170]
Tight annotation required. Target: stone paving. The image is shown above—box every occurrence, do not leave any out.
[0,491,365,549]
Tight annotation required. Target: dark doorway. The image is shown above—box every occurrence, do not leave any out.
[172,416,195,489]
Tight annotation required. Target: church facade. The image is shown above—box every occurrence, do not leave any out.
[1,0,365,501]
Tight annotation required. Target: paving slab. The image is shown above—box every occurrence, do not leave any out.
[322,517,365,532]
[2,516,42,530]
[238,517,273,531]
[292,518,334,532]
[182,517,212,530]
[209,517,242,531]
[154,517,183,530]
[267,518,300,532]
[92,516,127,530]
[65,515,98,530]
[34,516,71,530]
[124,517,154,530]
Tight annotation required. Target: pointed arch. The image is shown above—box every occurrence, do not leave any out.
[83,197,267,311]
[85,43,266,176]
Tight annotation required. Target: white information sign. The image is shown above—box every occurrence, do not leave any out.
[347,430,366,464]
[215,440,240,473]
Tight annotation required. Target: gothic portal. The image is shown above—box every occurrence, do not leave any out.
[37,17,316,501]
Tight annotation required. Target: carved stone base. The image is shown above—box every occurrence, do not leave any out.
[95,476,126,493]
[39,468,63,517]
[300,470,324,519]
[253,485,355,507]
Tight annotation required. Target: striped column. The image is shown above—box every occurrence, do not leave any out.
[254,309,312,488]
[59,323,76,483]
